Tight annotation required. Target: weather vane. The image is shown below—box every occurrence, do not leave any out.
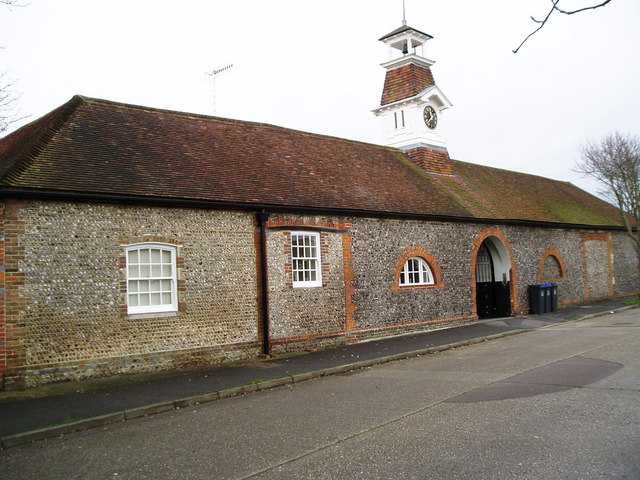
[204,64,234,115]
[402,0,407,25]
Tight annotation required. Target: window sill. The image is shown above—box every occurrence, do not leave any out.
[127,311,179,320]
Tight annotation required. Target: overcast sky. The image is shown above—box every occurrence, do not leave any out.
[2,0,639,198]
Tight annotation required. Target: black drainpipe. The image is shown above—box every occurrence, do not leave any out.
[256,210,270,356]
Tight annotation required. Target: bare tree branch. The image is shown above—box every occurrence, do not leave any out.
[0,71,27,134]
[0,0,28,6]
[514,0,614,53]
[0,0,29,135]
[575,132,640,264]
[554,0,613,15]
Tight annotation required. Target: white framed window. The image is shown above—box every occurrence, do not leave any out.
[291,231,322,288]
[125,243,178,314]
[400,257,434,286]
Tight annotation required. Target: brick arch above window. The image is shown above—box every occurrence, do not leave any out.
[392,245,444,292]
[539,248,567,281]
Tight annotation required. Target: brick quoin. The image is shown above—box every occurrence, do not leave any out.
[0,201,5,381]
[2,199,27,389]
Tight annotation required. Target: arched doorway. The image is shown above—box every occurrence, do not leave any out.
[475,236,512,319]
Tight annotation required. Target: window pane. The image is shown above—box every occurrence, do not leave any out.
[291,233,321,286]
[127,244,177,313]
[400,257,435,286]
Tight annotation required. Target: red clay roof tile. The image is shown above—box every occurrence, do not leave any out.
[0,95,623,227]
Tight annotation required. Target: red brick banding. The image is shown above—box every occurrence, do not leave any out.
[581,232,614,299]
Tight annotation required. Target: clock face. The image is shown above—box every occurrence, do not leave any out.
[423,105,438,130]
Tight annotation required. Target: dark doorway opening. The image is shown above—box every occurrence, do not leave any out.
[475,240,511,319]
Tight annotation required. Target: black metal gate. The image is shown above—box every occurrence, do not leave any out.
[476,243,511,319]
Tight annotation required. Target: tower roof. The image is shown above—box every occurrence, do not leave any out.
[379,63,435,106]
[379,24,433,43]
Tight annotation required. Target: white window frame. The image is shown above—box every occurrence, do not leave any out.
[400,257,434,286]
[125,243,178,314]
[291,231,322,288]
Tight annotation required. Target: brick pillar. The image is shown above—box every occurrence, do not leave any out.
[404,146,453,176]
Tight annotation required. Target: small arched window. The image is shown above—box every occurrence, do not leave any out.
[400,257,435,286]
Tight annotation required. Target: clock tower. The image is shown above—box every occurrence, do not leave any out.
[372,21,453,175]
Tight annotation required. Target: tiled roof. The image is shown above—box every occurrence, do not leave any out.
[430,161,621,226]
[0,96,623,228]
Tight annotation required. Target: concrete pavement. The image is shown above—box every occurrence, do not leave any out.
[0,298,636,448]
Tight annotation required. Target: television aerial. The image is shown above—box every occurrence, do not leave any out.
[205,64,234,115]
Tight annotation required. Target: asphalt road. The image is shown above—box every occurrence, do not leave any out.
[1,310,639,479]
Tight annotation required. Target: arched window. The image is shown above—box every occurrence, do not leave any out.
[400,257,435,286]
